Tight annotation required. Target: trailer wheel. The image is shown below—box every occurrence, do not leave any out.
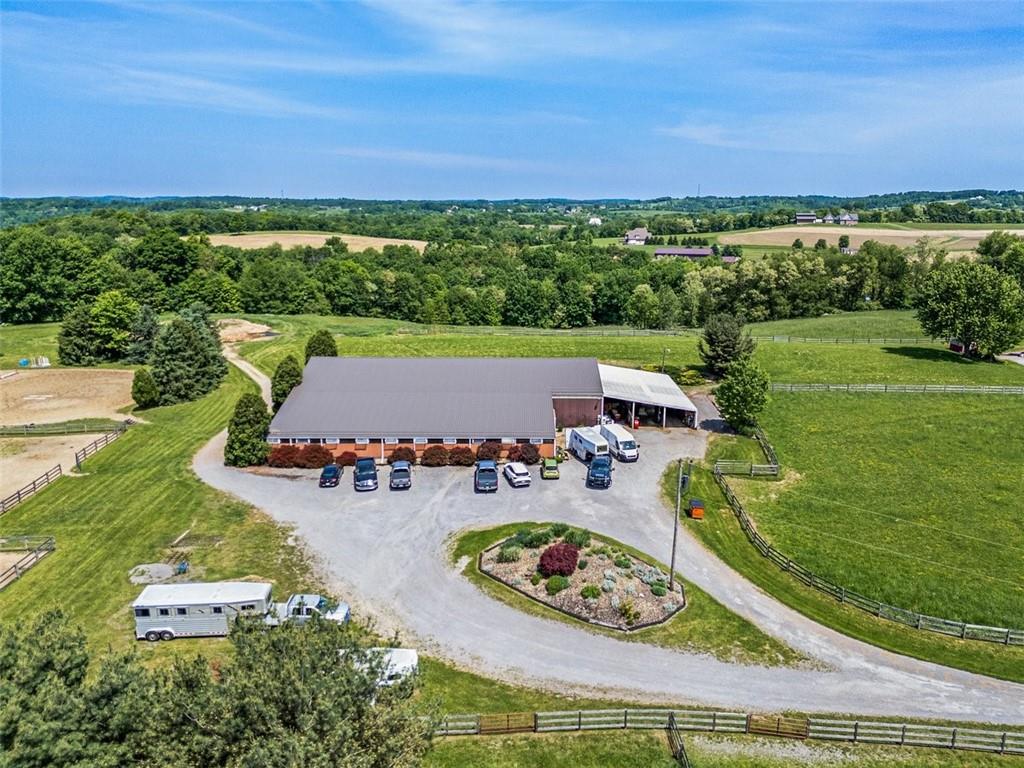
[145,630,161,642]
[159,630,174,641]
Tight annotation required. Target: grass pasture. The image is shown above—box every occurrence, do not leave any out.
[205,230,428,253]
[426,730,1024,768]
[747,393,1024,628]
[747,310,928,339]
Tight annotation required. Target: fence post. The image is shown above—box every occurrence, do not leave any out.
[623,710,628,729]
[533,712,538,732]
[853,722,859,743]
[578,711,582,731]
[900,724,906,745]
[951,728,957,749]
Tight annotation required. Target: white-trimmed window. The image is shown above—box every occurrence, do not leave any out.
[384,437,399,445]
[355,438,370,446]
[443,437,457,445]
[501,437,515,445]
[470,438,485,445]
[268,437,281,445]
[529,437,543,445]
[325,437,339,445]
[296,438,310,445]
[413,437,428,445]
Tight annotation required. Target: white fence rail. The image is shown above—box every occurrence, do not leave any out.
[772,383,1024,395]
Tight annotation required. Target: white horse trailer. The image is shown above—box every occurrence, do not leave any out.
[133,582,273,641]
[566,426,609,462]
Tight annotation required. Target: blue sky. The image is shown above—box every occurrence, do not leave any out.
[2,1,1022,199]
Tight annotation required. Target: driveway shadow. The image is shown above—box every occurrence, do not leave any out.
[880,346,980,365]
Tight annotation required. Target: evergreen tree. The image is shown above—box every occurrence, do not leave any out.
[131,367,161,409]
[125,304,159,363]
[305,329,338,361]
[715,359,770,431]
[150,315,224,404]
[180,301,228,387]
[57,303,98,365]
[271,354,303,410]
[698,312,756,377]
[224,393,271,466]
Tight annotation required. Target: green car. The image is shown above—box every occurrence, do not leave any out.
[541,458,560,479]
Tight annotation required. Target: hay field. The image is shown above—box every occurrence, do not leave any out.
[206,231,427,253]
[719,225,1004,252]
[0,368,134,425]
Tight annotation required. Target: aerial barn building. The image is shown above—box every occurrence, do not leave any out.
[268,357,698,461]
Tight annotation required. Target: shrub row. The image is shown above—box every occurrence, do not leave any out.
[267,444,335,469]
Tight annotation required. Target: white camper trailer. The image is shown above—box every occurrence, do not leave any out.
[566,426,609,462]
[599,423,639,462]
[133,582,272,641]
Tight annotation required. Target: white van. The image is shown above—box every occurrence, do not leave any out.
[600,423,639,462]
[567,426,609,462]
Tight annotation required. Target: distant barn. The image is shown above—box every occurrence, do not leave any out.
[654,246,714,260]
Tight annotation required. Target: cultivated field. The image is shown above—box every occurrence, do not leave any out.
[718,225,1009,252]
[206,230,428,253]
[0,368,134,424]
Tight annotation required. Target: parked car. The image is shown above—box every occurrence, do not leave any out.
[389,460,412,490]
[353,457,379,491]
[319,464,342,488]
[586,455,614,489]
[503,461,531,487]
[541,458,560,479]
[474,460,499,493]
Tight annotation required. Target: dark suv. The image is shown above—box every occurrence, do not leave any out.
[586,455,613,489]
[353,458,379,491]
[474,460,499,493]
[318,464,341,488]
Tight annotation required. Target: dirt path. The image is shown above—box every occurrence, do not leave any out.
[193,359,1024,723]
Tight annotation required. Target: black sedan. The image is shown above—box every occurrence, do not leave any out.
[319,464,342,488]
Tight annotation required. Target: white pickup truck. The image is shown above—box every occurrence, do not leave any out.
[265,593,351,626]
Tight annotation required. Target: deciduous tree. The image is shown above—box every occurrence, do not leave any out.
[89,289,140,360]
[715,359,770,431]
[913,261,1024,358]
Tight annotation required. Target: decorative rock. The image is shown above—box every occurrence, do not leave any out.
[603,569,617,581]
[663,602,677,613]
[601,578,616,593]
[625,584,638,597]
[481,562,494,573]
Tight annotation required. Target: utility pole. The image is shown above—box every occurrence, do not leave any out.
[669,459,690,591]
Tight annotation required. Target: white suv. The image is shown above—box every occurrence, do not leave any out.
[503,462,531,487]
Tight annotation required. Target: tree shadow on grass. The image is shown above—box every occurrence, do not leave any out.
[881,346,990,365]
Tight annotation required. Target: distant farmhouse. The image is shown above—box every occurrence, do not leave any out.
[795,211,859,225]
[654,246,714,260]
[588,216,603,226]
[623,227,650,245]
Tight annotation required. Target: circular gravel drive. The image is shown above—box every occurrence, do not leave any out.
[194,425,1024,725]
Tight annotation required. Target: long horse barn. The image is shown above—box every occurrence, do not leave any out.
[268,357,698,461]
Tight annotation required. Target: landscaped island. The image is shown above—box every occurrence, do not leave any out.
[479,524,685,630]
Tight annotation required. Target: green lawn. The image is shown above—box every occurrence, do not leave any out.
[0,321,62,367]
[747,310,928,339]
[450,524,802,667]
[237,315,1024,387]
[748,393,1024,628]
[670,425,1024,683]
[427,730,1024,768]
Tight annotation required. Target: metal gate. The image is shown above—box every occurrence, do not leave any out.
[748,714,809,739]
[478,712,535,734]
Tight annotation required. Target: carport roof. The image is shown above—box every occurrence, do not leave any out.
[270,357,602,440]
[598,364,697,414]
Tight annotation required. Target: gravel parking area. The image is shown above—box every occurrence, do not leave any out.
[194,419,1024,723]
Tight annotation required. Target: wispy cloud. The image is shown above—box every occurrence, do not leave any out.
[331,146,549,172]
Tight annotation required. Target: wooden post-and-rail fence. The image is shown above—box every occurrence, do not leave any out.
[74,423,129,469]
[434,708,1024,757]
[0,535,56,591]
[0,465,62,516]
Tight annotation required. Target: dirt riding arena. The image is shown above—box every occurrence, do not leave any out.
[1,368,134,425]
[0,436,79,498]
[217,319,275,344]
[205,231,428,253]
[719,225,1010,252]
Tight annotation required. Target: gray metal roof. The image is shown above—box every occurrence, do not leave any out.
[270,357,602,440]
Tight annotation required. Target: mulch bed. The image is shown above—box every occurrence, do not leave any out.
[479,528,685,631]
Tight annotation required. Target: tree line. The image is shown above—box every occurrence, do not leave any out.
[0,611,433,768]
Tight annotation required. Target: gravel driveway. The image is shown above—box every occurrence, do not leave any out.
[193,359,1024,723]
